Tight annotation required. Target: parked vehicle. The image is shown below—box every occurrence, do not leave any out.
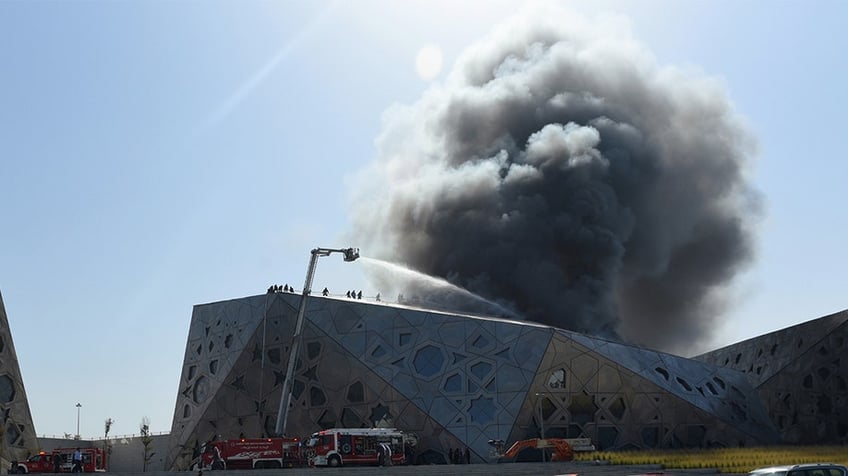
[10,452,57,474]
[13,447,106,473]
[197,437,303,470]
[749,464,848,476]
[306,428,411,467]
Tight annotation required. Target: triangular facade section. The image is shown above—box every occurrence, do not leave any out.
[507,331,779,449]
[697,309,848,387]
[167,293,298,468]
[168,293,501,468]
[697,309,848,444]
[305,297,553,463]
[564,329,776,443]
[0,290,38,460]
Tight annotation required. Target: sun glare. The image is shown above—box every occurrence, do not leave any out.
[415,45,443,80]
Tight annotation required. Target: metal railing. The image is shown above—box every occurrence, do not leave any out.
[38,430,170,441]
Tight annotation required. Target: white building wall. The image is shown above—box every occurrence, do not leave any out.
[36,435,170,472]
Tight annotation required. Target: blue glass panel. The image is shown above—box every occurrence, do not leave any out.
[413,345,444,377]
[469,396,496,424]
[444,374,462,392]
[470,362,492,380]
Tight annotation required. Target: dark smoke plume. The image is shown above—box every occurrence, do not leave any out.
[348,5,760,354]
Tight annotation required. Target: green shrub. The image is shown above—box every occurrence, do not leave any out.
[575,446,848,473]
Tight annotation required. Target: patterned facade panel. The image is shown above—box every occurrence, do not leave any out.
[167,293,524,468]
[755,321,848,444]
[167,292,301,467]
[697,310,848,387]
[565,331,664,377]
[0,291,38,461]
[309,299,554,462]
[507,331,780,450]
[169,291,803,468]
[563,329,775,440]
[697,310,848,444]
[267,317,481,464]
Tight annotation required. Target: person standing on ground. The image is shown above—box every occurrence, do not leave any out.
[72,448,82,473]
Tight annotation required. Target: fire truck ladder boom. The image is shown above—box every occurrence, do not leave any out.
[275,247,359,437]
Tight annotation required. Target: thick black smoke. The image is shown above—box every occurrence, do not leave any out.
[348,6,760,354]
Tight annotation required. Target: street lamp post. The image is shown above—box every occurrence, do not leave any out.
[274,247,359,437]
[75,403,82,439]
[535,393,545,462]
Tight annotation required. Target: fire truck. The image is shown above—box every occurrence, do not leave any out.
[13,447,106,473]
[306,428,411,467]
[197,437,303,470]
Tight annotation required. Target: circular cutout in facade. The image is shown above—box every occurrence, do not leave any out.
[193,376,209,404]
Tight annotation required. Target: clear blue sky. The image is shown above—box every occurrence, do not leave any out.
[1,0,845,438]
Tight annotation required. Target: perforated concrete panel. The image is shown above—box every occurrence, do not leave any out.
[0,290,38,460]
[698,309,848,444]
[168,292,782,468]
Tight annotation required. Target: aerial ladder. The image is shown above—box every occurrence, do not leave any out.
[274,247,359,437]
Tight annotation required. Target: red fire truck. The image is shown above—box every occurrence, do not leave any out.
[197,437,303,470]
[13,447,106,473]
[306,428,410,467]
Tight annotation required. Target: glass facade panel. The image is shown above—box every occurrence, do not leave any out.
[413,345,444,377]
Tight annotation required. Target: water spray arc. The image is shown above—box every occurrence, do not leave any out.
[275,247,359,437]
[359,257,520,319]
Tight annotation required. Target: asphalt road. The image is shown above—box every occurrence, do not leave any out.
[98,461,735,476]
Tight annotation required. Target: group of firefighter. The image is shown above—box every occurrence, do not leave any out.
[448,446,471,464]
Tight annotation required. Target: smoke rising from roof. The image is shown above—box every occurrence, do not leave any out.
[347,6,760,354]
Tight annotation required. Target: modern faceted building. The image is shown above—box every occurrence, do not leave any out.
[166,291,780,468]
[697,309,848,445]
[0,290,38,461]
[3,288,845,469]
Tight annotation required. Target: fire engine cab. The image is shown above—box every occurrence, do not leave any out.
[13,447,106,473]
[197,437,302,470]
[306,428,412,467]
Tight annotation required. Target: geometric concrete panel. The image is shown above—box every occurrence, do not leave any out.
[698,309,848,444]
[508,331,779,450]
[0,290,39,461]
[564,329,777,443]
[168,292,795,468]
[698,310,848,388]
[306,298,553,463]
[169,293,535,468]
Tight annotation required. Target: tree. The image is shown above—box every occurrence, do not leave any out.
[140,417,154,472]
[103,418,113,470]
